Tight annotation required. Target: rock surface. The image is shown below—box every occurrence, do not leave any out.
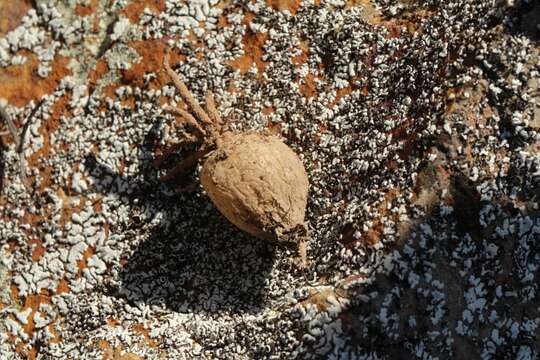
[0,0,539,359]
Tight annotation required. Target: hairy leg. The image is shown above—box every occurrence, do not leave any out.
[159,148,209,182]
[164,105,206,139]
[205,92,222,126]
[163,51,213,128]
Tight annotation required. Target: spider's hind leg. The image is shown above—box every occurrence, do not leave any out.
[156,147,208,193]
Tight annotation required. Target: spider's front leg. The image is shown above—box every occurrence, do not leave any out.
[154,136,209,192]
[152,106,202,168]
[159,147,209,182]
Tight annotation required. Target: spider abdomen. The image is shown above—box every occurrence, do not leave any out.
[200,133,309,244]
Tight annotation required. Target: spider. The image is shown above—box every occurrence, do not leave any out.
[155,50,310,268]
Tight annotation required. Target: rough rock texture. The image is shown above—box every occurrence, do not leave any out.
[0,0,539,359]
[200,132,309,243]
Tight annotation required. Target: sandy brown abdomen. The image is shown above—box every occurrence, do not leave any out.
[200,133,309,243]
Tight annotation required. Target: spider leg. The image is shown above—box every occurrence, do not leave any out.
[205,91,222,126]
[163,51,213,129]
[164,105,206,139]
[159,148,208,182]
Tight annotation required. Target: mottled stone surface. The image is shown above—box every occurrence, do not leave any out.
[0,0,539,359]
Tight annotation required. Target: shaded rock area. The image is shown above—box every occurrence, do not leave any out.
[0,0,539,359]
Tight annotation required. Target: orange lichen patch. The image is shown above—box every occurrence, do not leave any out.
[299,73,318,99]
[0,51,71,108]
[384,21,404,38]
[100,342,145,360]
[228,30,268,78]
[382,18,421,36]
[36,166,54,194]
[188,28,207,50]
[266,0,302,15]
[122,0,166,23]
[46,323,61,344]
[444,87,461,114]
[362,227,382,247]
[391,7,435,35]
[133,324,157,347]
[56,278,70,294]
[26,344,40,359]
[92,14,101,32]
[19,212,48,239]
[77,246,96,273]
[0,0,31,37]
[98,339,110,351]
[106,317,121,326]
[328,83,354,108]
[91,196,103,213]
[26,91,72,193]
[346,0,426,34]
[6,238,18,253]
[227,11,269,77]
[14,340,30,358]
[336,84,354,101]
[217,14,229,28]
[346,0,383,23]
[360,85,369,96]
[23,292,51,319]
[121,39,186,90]
[102,83,121,101]
[28,238,46,262]
[120,96,137,109]
[75,0,99,17]
[342,188,403,248]
[390,117,414,142]
[242,11,256,26]
[11,284,19,299]
[7,291,55,360]
[262,105,274,116]
[88,59,110,92]
[265,119,282,134]
[340,222,380,248]
[213,0,234,28]
[313,122,327,144]
[55,187,85,228]
[226,80,242,94]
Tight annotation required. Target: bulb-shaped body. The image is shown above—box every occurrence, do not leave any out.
[200,132,309,245]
